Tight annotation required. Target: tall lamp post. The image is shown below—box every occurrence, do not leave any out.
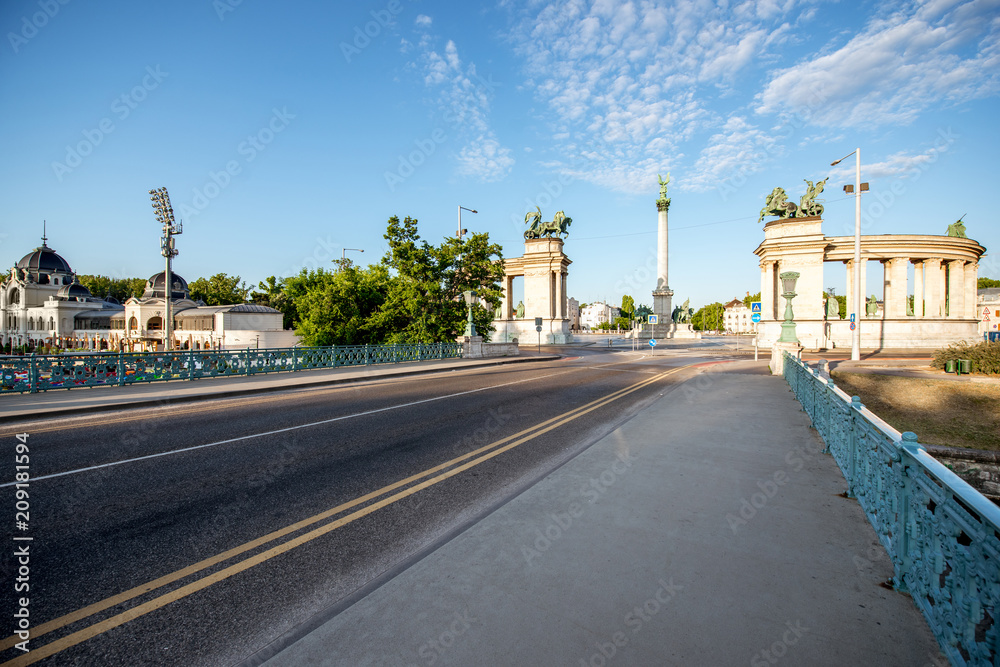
[457,206,477,240]
[149,187,182,352]
[830,149,868,361]
[341,248,364,263]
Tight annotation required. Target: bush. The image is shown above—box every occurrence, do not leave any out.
[931,340,1000,374]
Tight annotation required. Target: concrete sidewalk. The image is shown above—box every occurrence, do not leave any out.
[0,354,559,423]
[253,362,943,666]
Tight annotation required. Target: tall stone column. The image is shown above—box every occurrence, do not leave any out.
[913,261,924,318]
[652,197,673,322]
[885,258,909,318]
[760,261,774,321]
[948,260,965,318]
[965,261,979,318]
[925,258,943,317]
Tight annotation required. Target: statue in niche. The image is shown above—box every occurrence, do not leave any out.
[826,296,840,320]
[515,301,525,319]
[866,295,879,318]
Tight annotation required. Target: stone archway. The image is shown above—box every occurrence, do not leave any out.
[494,237,573,344]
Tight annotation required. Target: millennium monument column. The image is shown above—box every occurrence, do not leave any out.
[652,173,673,323]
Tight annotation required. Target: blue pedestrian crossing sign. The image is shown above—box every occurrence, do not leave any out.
[648,314,658,325]
[751,313,761,323]
[649,339,657,347]
[750,301,761,313]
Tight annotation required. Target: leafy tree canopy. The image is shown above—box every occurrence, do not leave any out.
[189,273,250,306]
[692,302,725,331]
[980,277,1000,289]
[76,275,146,303]
[743,292,761,309]
[620,295,635,319]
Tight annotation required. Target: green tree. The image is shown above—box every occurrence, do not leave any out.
[692,302,725,331]
[743,291,761,309]
[289,264,392,346]
[613,316,631,329]
[980,277,1000,289]
[76,275,146,302]
[189,273,250,306]
[620,295,635,321]
[374,216,505,343]
[251,275,294,328]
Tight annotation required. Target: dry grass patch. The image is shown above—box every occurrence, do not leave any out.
[830,372,1000,451]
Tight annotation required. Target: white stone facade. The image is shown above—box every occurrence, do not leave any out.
[723,299,757,333]
[581,302,620,329]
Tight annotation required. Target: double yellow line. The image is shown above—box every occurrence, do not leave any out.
[0,365,688,666]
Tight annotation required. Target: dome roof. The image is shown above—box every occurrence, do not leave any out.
[16,241,73,276]
[57,282,93,300]
[142,271,189,300]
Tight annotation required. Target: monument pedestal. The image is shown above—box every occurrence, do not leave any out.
[493,319,572,344]
[769,340,803,375]
[640,320,702,340]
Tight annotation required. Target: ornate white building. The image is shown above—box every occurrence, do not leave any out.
[1,235,297,352]
[581,301,620,329]
[723,299,757,334]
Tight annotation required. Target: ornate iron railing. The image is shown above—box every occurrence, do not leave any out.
[0,343,463,394]
[783,353,1000,666]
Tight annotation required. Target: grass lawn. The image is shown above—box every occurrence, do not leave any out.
[830,372,1000,451]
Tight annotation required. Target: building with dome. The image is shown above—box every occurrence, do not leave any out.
[2,233,298,352]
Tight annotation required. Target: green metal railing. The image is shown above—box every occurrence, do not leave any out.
[783,352,999,666]
[0,343,463,394]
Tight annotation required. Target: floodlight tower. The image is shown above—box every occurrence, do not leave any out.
[149,187,182,351]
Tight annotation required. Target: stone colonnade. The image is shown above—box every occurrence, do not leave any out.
[495,238,573,344]
[755,217,986,350]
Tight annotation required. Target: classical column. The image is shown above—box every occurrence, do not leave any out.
[561,272,568,319]
[948,260,965,318]
[652,192,673,323]
[924,258,943,317]
[965,261,979,318]
[913,261,924,317]
[760,262,772,321]
[846,259,866,319]
[885,258,909,318]
[555,269,564,319]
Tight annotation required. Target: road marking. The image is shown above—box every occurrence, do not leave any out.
[0,365,690,664]
[0,370,575,488]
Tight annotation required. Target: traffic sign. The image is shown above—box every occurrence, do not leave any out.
[750,301,761,313]
[648,314,658,324]
[985,307,991,317]
[751,313,761,323]
[850,313,855,323]
[850,322,856,330]
[649,339,657,347]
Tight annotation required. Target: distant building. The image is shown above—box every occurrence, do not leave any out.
[567,297,580,330]
[723,298,757,333]
[581,301,620,329]
[1,233,298,352]
[979,288,1000,334]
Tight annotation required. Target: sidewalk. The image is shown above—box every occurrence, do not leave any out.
[252,361,943,666]
[0,354,559,423]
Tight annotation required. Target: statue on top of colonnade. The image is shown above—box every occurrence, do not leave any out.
[523,207,572,240]
[757,178,828,224]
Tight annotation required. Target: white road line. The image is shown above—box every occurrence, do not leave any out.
[1,370,573,488]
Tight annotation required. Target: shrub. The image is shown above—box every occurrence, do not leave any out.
[931,340,1000,374]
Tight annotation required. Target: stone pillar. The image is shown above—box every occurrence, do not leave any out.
[948,260,965,318]
[504,275,514,319]
[924,258,943,317]
[884,258,909,318]
[913,261,924,317]
[761,261,775,320]
[965,261,979,318]
[652,200,673,323]
[846,259,866,320]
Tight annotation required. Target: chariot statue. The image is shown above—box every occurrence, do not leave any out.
[758,178,828,223]
[524,207,572,240]
[946,215,967,238]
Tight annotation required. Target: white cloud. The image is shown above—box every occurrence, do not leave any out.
[756,0,1000,127]
[415,14,432,27]
[415,31,514,181]
[508,0,809,193]
[686,115,782,192]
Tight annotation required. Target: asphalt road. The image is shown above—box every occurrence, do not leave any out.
[0,346,710,666]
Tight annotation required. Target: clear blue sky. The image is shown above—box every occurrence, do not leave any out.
[2,0,997,310]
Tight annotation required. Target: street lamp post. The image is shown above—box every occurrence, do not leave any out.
[830,149,868,361]
[341,248,364,264]
[457,206,477,240]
